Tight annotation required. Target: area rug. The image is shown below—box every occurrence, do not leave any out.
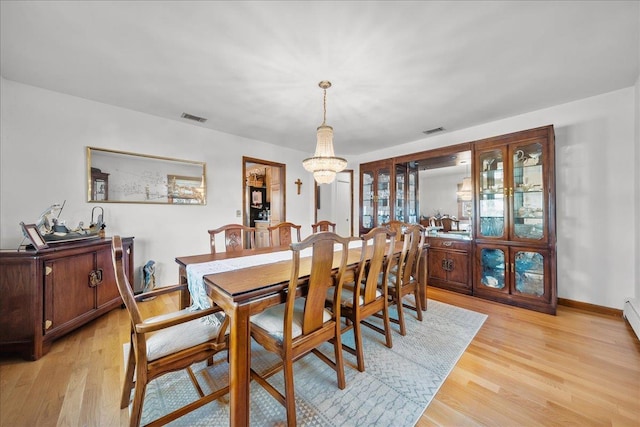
[135,299,487,426]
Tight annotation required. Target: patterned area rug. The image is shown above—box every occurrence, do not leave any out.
[135,299,487,426]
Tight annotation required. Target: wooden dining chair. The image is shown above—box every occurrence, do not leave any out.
[112,236,229,427]
[382,220,406,239]
[249,232,351,427]
[267,221,302,247]
[327,226,396,372]
[385,223,425,335]
[208,223,255,254]
[440,217,460,232]
[311,220,336,233]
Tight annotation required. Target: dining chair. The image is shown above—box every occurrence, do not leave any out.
[385,224,425,335]
[429,216,443,228]
[249,232,351,427]
[327,226,396,372]
[111,236,229,427]
[440,216,460,232]
[267,221,302,247]
[382,220,406,239]
[311,220,336,233]
[208,223,255,254]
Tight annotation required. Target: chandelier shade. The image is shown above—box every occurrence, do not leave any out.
[302,81,347,184]
[457,176,472,201]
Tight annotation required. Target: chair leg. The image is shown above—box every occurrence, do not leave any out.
[415,292,423,321]
[283,361,296,427]
[353,317,365,372]
[396,294,407,336]
[121,344,136,409]
[129,371,147,427]
[333,324,346,389]
[382,304,393,348]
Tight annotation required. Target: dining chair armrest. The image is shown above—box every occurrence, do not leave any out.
[133,283,188,301]
[135,305,222,334]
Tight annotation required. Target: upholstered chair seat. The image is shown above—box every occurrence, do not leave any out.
[251,298,331,342]
[143,310,226,361]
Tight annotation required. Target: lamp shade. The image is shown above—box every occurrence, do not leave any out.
[457,177,472,201]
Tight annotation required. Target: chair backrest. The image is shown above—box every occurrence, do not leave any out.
[356,227,396,305]
[111,236,144,329]
[440,217,460,232]
[268,222,302,247]
[208,224,256,254]
[286,232,351,339]
[311,220,336,233]
[382,220,406,239]
[398,224,426,285]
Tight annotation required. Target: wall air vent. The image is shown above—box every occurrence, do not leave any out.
[181,112,208,123]
[423,127,445,135]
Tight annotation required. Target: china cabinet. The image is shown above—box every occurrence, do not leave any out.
[474,125,556,313]
[359,160,392,235]
[0,237,134,360]
[90,167,109,201]
[358,125,556,314]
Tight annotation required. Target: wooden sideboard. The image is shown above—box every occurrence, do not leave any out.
[0,237,134,360]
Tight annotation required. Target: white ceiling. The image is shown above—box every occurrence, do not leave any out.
[1,1,638,155]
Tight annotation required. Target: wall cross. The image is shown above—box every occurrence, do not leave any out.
[294,178,302,195]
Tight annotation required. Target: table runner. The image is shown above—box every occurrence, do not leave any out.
[186,240,364,325]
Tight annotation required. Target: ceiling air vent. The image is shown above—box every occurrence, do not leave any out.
[181,112,208,123]
[423,127,445,135]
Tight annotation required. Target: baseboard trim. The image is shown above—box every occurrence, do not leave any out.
[558,298,623,317]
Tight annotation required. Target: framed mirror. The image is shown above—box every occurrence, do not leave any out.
[87,147,206,204]
[394,143,472,235]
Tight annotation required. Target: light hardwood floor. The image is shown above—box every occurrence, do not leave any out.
[1,287,639,426]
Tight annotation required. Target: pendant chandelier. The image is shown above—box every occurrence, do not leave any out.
[302,81,347,184]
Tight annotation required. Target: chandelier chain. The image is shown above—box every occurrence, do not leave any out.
[322,87,327,125]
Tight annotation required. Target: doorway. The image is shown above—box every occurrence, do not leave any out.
[243,157,286,247]
[315,170,354,236]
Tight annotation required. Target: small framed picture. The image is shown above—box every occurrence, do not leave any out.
[20,222,49,251]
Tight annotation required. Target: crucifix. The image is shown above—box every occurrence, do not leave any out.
[294,179,303,195]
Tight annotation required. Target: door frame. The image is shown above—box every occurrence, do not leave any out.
[242,156,286,228]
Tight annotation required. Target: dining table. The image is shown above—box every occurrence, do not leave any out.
[175,239,428,427]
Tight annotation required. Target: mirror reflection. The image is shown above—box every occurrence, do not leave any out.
[399,150,472,235]
[87,147,206,204]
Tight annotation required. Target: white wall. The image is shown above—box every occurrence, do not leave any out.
[0,78,316,287]
[357,87,637,310]
[635,73,640,303]
[2,77,637,309]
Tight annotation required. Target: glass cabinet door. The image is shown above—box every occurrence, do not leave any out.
[478,246,507,293]
[513,249,547,298]
[361,171,374,230]
[407,168,418,223]
[376,168,390,226]
[478,149,505,238]
[511,141,546,241]
[395,164,406,222]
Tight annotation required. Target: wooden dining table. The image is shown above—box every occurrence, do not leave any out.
[175,241,427,427]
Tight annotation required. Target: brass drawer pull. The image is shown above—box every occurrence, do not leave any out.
[89,269,103,287]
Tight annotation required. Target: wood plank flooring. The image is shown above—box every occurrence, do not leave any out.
[1,287,638,426]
